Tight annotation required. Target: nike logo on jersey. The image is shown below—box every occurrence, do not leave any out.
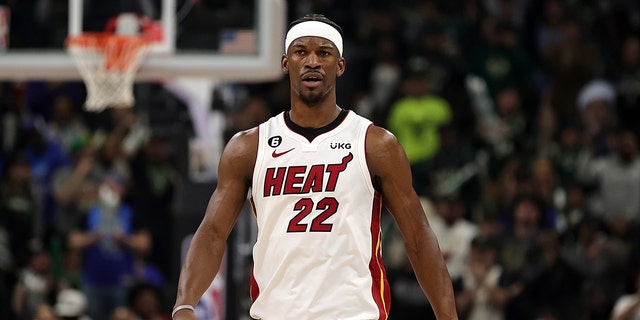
[272,148,295,158]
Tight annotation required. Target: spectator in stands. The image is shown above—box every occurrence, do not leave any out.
[22,118,72,237]
[11,249,55,320]
[109,105,149,162]
[468,16,533,100]
[93,116,134,184]
[521,231,584,319]
[355,5,404,52]
[488,156,529,219]
[52,143,101,241]
[529,156,560,229]
[1,83,30,159]
[68,173,151,320]
[479,85,534,170]
[87,107,149,195]
[540,16,602,124]
[51,142,102,296]
[562,215,628,319]
[58,246,83,291]
[361,35,403,124]
[409,21,468,120]
[532,0,568,63]
[416,120,479,200]
[554,183,589,240]
[531,99,559,158]
[45,94,90,156]
[132,253,165,291]
[23,81,85,122]
[495,194,546,319]
[577,79,619,155]
[129,133,177,280]
[552,121,584,186]
[386,60,453,176]
[429,194,478,282]
[494,87,529,156]
[456,235,504,320]
[578,128,640,230]
[0,153,41,268]
[126,281,169,320]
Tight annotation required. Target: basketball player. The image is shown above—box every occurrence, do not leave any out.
[172,14,458,320]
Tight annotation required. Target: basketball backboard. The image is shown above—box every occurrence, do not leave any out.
[0,0,286,82]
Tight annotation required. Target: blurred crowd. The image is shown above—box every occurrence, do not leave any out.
[2,0,640,319]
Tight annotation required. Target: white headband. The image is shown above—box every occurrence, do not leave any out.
[284,21,343,56]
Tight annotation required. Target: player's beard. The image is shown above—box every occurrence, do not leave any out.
[297,86,330,107]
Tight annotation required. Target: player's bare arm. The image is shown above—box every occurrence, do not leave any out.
[365,125,458,320]
[173,128,258,320]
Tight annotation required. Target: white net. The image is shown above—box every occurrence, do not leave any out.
[67,34,150,112]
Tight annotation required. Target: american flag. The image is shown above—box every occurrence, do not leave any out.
[219,29,256,54]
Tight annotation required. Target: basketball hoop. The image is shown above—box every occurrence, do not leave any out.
[66,32,151,112]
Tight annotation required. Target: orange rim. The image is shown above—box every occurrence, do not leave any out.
[66,33,150,71]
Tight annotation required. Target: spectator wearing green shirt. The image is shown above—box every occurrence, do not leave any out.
[387,62,453,172]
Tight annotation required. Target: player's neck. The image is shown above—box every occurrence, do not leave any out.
[289,103,342,129]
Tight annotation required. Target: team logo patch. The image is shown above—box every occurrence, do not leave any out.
[268,136,283,148]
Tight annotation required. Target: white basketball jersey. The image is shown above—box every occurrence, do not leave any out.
[249,110,391,320]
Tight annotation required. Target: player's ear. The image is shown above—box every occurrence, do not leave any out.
[336,57,345,77]
[281,54,289,74]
